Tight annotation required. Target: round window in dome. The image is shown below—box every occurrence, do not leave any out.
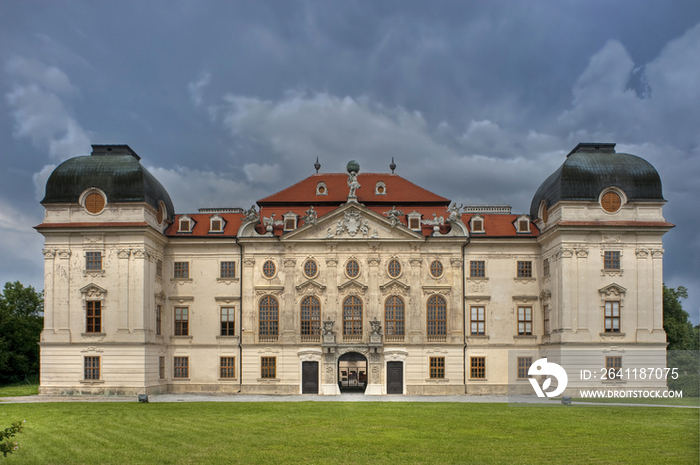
[85,192,106,214]
[601,191,622,213]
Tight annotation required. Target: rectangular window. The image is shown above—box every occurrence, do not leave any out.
[470,306,485,335]
[606,356,622,380]
[470,357,486,379]
[220,357,236,379]
[543,258,550,277]
[86,251,102,270]
[159,356,165,380]
[409,218,420,230]
[156,259,163,277]
[174,261,189,278]
[84,356,100,380]
[517,357,533,379]
[179,220,190,232]
[604,301,620,333]
[156,305,162,336]
[211,219,222,232]
[604,251,620,270]
[470,261,485,277]
[174,357,189,378]
[518,306,532,335]
[517,261,532,278]
[174,307,189,336]
[429,357,445,379]
[221,307,235,336]
[220,261,236,278]
[284,219,296,230]
[543,304,550,334]
[261,357,276,379]
[86,301,101,333]
[472,219,483,232]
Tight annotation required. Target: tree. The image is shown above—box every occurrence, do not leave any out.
[0,282,43,384]
[663,285,699,350]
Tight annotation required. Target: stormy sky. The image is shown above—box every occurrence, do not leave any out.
[1,1,699,323]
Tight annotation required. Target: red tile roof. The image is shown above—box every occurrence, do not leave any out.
[257,173,450,206]
[462,214,540,237]
[165,213,246,237]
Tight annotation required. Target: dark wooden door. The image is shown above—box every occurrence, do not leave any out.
[302,361,319,394]
[387,361,403,394]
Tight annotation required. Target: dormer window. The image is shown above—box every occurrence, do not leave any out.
[316,182,327,196]
[81,188,107,215]
[283,212,298,231]
[515,215,530,234]
[178,215,193,233]
[209,215,224,233]
[407,211,422,231]
[375,181,387,195]
[470,215,484,233]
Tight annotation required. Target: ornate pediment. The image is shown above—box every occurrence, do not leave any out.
[79,283,107,299]
[295,280,327,294]
[281,203,425,242]
[598,283,627,297]
[379,279,410,295]
[338,279,368,294]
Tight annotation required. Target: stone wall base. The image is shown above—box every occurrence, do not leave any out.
[406,384,465,395]
[465,384,509,395]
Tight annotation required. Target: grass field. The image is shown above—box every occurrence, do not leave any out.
[574,396,700,406]
[0,402,697,464]
[0,380,38,398]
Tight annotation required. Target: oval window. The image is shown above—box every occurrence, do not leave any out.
[262,260,276,278]
[303,259,318,278]
[388,259,401,278]
[601,192,622,213]
[346,259,359,278]
[85,192,106,214]
[430,260,443,278]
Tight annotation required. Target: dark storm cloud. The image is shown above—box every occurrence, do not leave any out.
[1,0,699,321]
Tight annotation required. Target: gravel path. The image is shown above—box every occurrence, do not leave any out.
[1,393,697,407]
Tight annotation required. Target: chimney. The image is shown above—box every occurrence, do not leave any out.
[91,144,141,161]
[566,142,616,157]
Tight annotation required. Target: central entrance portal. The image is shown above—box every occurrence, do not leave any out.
[338,352,367,393]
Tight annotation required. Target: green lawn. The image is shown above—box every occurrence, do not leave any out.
[0,380,38,398]
[574,396,700,406]
[0,403,697,464]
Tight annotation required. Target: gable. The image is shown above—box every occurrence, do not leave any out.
[281,203,425,242]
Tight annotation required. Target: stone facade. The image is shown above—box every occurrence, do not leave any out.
[36,144,673,396]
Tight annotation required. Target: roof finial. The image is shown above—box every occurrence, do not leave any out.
[314,157,321,173]
[390,157,396,174]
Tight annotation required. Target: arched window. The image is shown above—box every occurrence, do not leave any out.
[385,296,404,336]
[427,295,447,335]
[301,296,321,335]
[343,296,362,335]
[259,296,278,336]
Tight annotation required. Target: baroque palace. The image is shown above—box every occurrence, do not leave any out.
[36,143,672,395]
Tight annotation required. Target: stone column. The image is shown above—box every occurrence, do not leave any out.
[117,249,131,332]
[408,257,422,344]
[241,258,256,344]
[42,249,56,334]
[55,249,71,340]
[450,258,463,343]
[651,249,665,335]
[575,248,589,333]
[558,248,574,331]
[282,258,296,344]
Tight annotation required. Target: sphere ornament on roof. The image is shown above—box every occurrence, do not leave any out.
[346,160,360,174]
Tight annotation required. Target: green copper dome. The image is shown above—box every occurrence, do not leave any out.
[41,145,175,221]
[530,143,664,219]
[346,160,360,174]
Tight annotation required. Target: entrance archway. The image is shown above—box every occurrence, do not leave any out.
[338,352,367,393]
